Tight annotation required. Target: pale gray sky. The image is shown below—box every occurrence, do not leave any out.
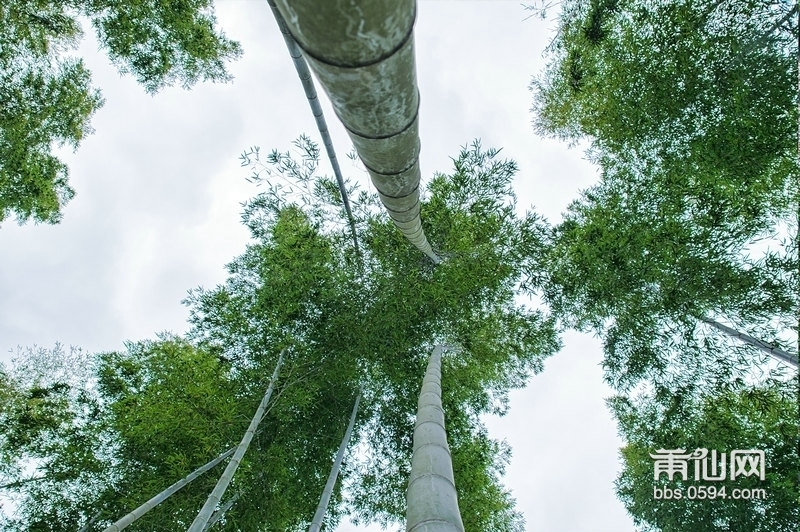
[0,1,635,530]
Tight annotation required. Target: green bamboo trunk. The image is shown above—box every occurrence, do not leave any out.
[406,345,464,532]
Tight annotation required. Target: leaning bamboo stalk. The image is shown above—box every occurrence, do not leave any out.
[188,349,285,532]
[701,316,798,367]
[406,345,464,532]
[308,391,362,532]
[102,448,235,532]
[267,0,362,265]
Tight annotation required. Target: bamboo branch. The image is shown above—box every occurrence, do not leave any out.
[0,475,47,490]
[763,5,798,37]
[201,492,240,532]
[700,316,799,368]
[77,510,102,532]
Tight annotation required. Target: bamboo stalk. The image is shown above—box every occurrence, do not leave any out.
[187,349,285,532]
[101,447,235,532]
[271,0,442,264]
[308,391,361,532]
[267,0,362,266]
[406,345,464,532]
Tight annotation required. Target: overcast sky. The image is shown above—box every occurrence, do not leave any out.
[0,1,636,530]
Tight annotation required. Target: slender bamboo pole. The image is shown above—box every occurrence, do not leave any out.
[188,350,285,532]
[406,345,464,532]
[701,316,798,367]
[308,391,362,532]
[267,0,362,265]
[102,447,235,532]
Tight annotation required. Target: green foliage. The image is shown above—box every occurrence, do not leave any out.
[532,0,798,249]
[96,337,354,532]
[609,378,800,532]
[188,139,376,529]
[448,424,525,532]
[6,137,559,530]
[0,345,109,531]
[0,0,240,225]
[331,141,559,530]
[94,337,242,529]
[530,11,798,529]
[185,187,358,369]
[533,0,797,175]
[0,53,102,224]
[529,0,798,390]
[89,0,242,93]
[0,340,259,531]
[539,168,796,389]
[197,137,559,530]
[531,0,798,253]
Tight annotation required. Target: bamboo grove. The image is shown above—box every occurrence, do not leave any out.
[1,0,798,531]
